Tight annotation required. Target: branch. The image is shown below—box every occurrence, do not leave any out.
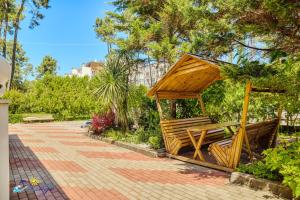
[233,39,276,52]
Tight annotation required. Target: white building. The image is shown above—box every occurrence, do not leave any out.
[71,65,92,77]
[69,59,167,88]
[70,61,103,78]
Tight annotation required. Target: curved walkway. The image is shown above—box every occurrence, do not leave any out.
[9,121,281,200]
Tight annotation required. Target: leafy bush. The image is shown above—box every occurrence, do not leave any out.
[135,128,151,143]
[9,114,23,123]
[3,90,27,114]
[237,141,300,198]
[263,142,300,198]
[91,112,115,134]
[103,129,124,141]
[237,161,281,181]
[148,136,161,149]
[4,75,103,120]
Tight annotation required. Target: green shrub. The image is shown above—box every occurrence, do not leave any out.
[263,142,300,198]
[9,114,23,123]
[135,128,151,143]
[237,141,300,198]
[4,75,103,120]
[237,161,281,181]
[148,136,161,149]
[103,129,124,141]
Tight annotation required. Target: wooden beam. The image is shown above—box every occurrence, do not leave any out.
[167,154,234,173]
[231,80,252,169]
[251,87,286,93]
[241,81,252,130]
[155,93,171,152]
[157,91,198,99]
[197,94,206,115]
[155,94,163,119]
[269,106,283,148]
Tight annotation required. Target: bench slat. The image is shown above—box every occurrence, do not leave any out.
[161,116,226,155]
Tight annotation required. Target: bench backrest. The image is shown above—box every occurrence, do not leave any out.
[160,116,213,137]
[245,119,279,152]
[246,119,279,141]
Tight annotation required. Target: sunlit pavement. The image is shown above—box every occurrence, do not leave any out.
[9,121,281,200]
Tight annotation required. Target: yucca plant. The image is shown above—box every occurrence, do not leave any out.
[94,52,131,131]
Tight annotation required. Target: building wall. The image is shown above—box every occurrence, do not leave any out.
[70,61,167,88]
[132,62,168,88]
[69,61,103,78]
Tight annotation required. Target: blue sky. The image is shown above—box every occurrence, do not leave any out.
[18,1,114,76]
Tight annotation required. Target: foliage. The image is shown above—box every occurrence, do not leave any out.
[263,142,300,198]
[138,98,160,132]
[93,52,132,131]
[37,55,58,78]
[237,161,281,181]
[91,112,115,134]
[9,114,23,123]
[3,89,26,113]
[103,127,163,149]
[0,0,50,87]
[237,141,300,198]
[148,135,161,149]
[1,41,33,90]
[221,55,300,125]
[4,75,102,120]
[96,0,300,68]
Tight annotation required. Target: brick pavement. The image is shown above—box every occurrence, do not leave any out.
[9,121,282,200]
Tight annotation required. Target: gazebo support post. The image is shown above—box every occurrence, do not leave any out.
[269,106,283,148]
[231,81,252,168]
[197,94,206,115]
[155,94,170,152]
[155,94,163,119]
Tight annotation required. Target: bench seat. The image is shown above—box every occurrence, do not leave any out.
[208,119,280,168]
[160,116,225,155]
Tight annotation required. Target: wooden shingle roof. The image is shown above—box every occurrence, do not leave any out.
[147,54,221,99]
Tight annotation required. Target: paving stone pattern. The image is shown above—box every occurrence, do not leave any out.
[9,121,282,200]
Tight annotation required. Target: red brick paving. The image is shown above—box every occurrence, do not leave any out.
[110,168,228,185]
[48,135,84,139]
[18,139,45,143]
[59,141,111,147]
[79,151,156,161]
[9,122,281,200]
[61,187,128,200]
[29,147,59,153]
[40,160,87,172]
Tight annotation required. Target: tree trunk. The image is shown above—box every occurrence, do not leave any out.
[0,19,3,46]
[170,100,176,119]
[147,54,153,86]
[10,0,26,89]
[2,0,9,58]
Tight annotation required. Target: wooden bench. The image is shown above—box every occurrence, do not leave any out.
[160,116,225,155]
[23,116,54,123]
[208,119,280,168]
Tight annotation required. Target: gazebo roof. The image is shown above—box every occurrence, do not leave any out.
[147,53,221,99]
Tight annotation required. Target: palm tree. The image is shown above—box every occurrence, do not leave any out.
[94,53,130,131]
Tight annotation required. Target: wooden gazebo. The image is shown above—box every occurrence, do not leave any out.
[148,53,221,104]
[147,53,282,172]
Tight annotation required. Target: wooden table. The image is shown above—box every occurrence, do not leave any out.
[187,122,240,161]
